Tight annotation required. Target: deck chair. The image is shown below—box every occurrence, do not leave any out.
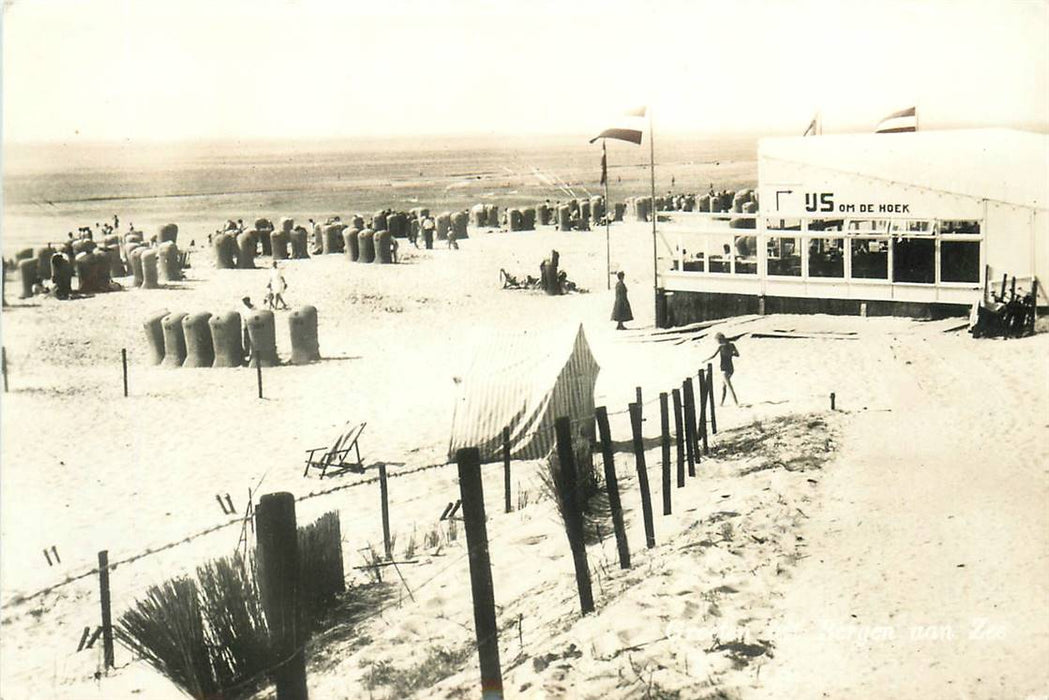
[303,421,367,478]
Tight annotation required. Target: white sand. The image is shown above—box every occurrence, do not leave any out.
[1,218,1046,699]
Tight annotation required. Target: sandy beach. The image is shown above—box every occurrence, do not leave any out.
[1,213,1046,699]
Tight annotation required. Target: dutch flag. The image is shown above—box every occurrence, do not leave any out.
[589,106,647,145]
[875,106,918,134]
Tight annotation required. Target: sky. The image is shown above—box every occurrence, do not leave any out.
[2,0,1048,143]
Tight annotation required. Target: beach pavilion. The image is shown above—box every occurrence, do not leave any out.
[655,128,1049,326]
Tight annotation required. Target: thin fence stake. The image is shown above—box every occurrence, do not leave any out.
[830,392,836,411]
[697,369,709,454]
[672,389,685,488]
[255,492,308,700]
[706,362,718,434]
[379,464,392,560]
[121,349,128,397]
[455,447,505,699]
[554,416,595,614]
[97,551,115,669]
[628,403,656,549]
[659,392,671,515]
[595,406,630,569]
[503,427,512,514]
[256,352,263,400]
[682,379,697,477]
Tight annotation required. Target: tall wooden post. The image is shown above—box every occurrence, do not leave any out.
[671,388,685,488]
[256,354,264,400]
[456,447,504,699]
[697,369,709,454]
[97,551,115,669]
[255,492,308,700]
[628,403,656,548]
[595,407,630,569]
[503,427,512,514]
[379,464,391,560]
[682,379,697,477]
[706,362,718,434]
[659,392,671,515]
[554,417,595,614]
[121,349,128,398]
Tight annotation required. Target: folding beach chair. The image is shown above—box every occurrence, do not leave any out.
[303,421,367,478]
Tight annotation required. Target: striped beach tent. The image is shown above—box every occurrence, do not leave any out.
[447,324,600,463]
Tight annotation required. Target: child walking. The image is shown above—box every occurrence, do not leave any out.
[705,332,740,406]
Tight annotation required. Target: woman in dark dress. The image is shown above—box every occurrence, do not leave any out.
[611,271,633,330]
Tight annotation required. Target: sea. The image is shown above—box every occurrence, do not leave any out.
[1,133,757,255]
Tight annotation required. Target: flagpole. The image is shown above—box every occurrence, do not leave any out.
[603,139,611,291]
[649,107,658,325]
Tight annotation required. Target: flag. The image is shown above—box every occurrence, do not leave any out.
[599,142,607,186]
[803,112,820,137]
[589,106,647,144]
[875,106,917,133]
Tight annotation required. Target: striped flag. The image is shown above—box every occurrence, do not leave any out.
[875,106,917,133]
[589,106,647,144]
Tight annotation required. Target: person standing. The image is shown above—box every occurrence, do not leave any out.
[611,271,633,330]
[421,215,435,249]
[705,332,740,406]
[268,261,290,310]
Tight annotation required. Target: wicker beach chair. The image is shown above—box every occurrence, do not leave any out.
[303,421,367,478]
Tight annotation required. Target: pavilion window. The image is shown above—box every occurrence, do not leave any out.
[940,241,981,283]
[733,235,757,274]
[850,238,889,279]
[892,237,935,283]
[767,237,801,276]
[808,237,845,278]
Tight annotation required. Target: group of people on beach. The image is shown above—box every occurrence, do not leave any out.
[612,270,740,407]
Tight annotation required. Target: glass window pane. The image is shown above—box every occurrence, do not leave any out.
[808,219,844,232]
[682,246,705,272]
[848,219,889,233]
[941,241,981,282]
[850,238,888,279]
[765,218,802,231]
[808,238,845,278]
[708,234,733,273]
[767,237,801,276]
[733,235,757,274]
[889,220,933,234]
[892,237,935,283]
[941,220,981,235]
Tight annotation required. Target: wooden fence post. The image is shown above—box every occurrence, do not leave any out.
[659,392,671,515]
[255,492,308,700]
[628,403,656,549]
[682,379,697,477]
[503,427,512,514]
[456,447,504,699]
[706,362,718,434]
[554,417,595,615]
[256,353,264,400]
[697,369,709,455]
[635,386,643,406]
[379,464,391,560]
[671,388,685,488]
[830,392,836,411]
[97,551,115,669]
[595,407,630,569]
[121,349,128,398]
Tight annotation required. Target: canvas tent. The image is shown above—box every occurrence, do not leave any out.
[447,324,600,463]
